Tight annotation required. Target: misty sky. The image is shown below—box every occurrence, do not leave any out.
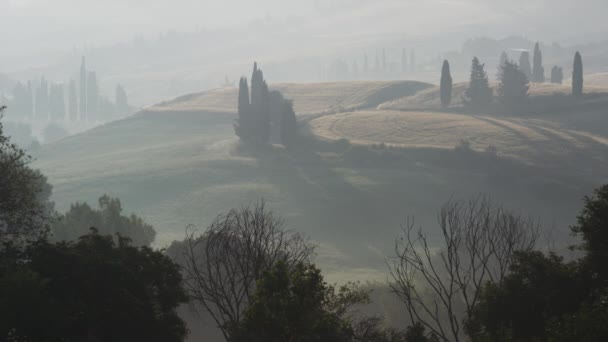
[1,0,607,71]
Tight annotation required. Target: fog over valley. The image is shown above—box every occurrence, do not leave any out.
[1,1,608,341]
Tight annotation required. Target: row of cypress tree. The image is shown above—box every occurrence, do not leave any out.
[234,63,297,147]
[439,50,585,112]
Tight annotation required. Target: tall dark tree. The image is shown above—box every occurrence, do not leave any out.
[572,51,584,98]
[0,107,53,243]
[550,66,564,84]
[463,57,493,110]
[571,184,608,285]
[532,42,545,83]
[234,77,253,142]
[115,84,129,114]
[250,62,270,144]
[79,56,87,121]
[68,79,78,121]
[87,71,99,122]
[497,51,508,80]
[440,60,453,108]
[498,60,529,112]
[363,53,369,75]
[518,51,532,80]
[280,100,297,148]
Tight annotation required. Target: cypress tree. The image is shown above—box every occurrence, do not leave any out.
[519,51,532,80]
[68,79,78,122]
[363,53,369,75]
[497,51,508,80]
[115,85,129,114]
[532,42,545,83]
[440,60,453,108]
[234,77,252,142]
[463,57,493,110]
[280,100,297,148]
[79,56,87,121]
[572,52,584,98]
[550,66,564,84]
[258,80,271,143]
[87,71,99,122]
[498,60,529,112]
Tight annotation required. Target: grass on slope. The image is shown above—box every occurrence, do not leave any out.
[309,110,608,171]
[150,81,432,116]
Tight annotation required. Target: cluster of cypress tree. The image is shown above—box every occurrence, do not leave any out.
[463,57,493,111]
[5,56,129,123]
[235,62,297,147]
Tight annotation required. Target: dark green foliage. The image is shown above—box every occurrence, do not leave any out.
[0,231,188,342]
[79,56,87,120]
[235,63,297,147]
[463,57,493,110]
[52,195,156,246]
[0,108,53,243]
[468,185,608,341]
[571,184,608,285]
[404,322,436,342]
[234,63,271,144]
[550,66,564,84]
[466,252,583,341]
[518,51,532,80]
[497,51,508,80]
[280,99,297,148]
[440,60,452,108]
[572,51,584,98]
[234,77,253,141]
[231,261,366,342]
[532,42,545,83]
[497,59,529,112]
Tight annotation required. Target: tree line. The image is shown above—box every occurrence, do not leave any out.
[235,62,297,148]
[438,46,585,112]
[4,56,130,123]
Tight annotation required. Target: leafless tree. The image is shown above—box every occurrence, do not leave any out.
[388,196,540,342]
[182,200,316,340]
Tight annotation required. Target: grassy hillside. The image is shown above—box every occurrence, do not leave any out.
[309,110,608,170]
[33,80,605,284]
[151,80,431,116]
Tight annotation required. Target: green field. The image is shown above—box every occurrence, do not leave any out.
[33,80,607,282]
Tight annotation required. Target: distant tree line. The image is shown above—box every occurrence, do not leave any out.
[235,62,297,148]
[328,47,420,81]
[436,49,585,114]
[5,56,131,123]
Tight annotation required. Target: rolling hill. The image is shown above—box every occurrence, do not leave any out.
[32,79,607,283]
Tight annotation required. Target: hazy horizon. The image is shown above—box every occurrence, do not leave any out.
[2,0,607,71]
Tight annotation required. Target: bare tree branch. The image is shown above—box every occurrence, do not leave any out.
[388,196,540,342]
[181,200,316,340]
